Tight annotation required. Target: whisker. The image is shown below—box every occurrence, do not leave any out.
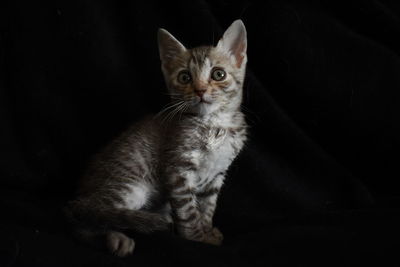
[157,101,183,115]
[177,102,189,121]
[167,101,189,125]
[155,100,184,119]
[160,101,185,126]
[177,103,186,120]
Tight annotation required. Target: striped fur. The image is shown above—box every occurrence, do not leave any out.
[65,20,248,257]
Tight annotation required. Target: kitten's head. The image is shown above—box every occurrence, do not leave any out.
[158,20,247,117]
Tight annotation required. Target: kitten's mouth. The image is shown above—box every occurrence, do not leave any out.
[196,97,211,104]
[200,99,211,104]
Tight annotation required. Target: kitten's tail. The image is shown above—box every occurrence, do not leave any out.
[65,198,170,233]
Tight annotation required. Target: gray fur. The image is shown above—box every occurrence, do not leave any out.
[66,20,248,257]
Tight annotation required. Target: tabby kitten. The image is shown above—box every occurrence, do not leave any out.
[66,20,248,257]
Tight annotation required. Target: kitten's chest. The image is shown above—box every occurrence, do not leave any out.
[197,127,244,181]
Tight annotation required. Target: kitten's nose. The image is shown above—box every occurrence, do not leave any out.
[194,88,206,97]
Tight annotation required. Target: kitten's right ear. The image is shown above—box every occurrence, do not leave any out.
[158,28,186,63]
[217,20,247,68]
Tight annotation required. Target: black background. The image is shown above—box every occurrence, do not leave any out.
[2,0,400,266]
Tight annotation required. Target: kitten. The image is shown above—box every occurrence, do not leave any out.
[65,20,248,257]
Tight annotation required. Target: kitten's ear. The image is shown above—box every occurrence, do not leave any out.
[217,20,247,68]
[158,28,186,63]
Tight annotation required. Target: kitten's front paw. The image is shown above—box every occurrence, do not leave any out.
[203,227,223,246]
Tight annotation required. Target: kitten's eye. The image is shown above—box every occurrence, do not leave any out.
[177,71,192,84]
[211,68,226,81]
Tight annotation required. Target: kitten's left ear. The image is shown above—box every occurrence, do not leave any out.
[158,28,186,63]
[217,20,247,68]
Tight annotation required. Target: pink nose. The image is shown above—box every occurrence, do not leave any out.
[195,89,206,97]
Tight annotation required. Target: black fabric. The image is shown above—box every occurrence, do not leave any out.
[2,0,400,266]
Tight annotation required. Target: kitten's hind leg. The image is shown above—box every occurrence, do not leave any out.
[106,231,135,257]
[74,228,135,257]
